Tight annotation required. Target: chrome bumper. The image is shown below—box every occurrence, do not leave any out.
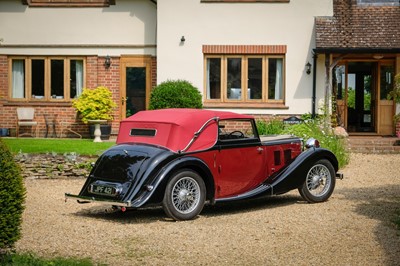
[65,193,132,207]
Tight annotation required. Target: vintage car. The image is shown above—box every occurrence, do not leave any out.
[65,108,343,221]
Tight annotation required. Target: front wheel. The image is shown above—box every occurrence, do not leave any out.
[298,159,336,203]
[163,170,206,221]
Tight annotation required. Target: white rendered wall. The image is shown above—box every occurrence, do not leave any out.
[0,0,157,56]
[157,0,333,115]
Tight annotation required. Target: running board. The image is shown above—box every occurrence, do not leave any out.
[216,183,272,203]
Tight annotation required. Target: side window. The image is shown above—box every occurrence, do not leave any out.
[218,119,256,141]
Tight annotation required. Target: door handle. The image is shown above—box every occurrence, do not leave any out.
[121,97,127,104]
[257,147,263,154]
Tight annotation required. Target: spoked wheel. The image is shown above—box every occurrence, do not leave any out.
[298,159,336,203]
[163,170,206,221]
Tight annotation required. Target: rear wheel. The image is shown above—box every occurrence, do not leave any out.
[298,159,336,203]
[163,170,206,221]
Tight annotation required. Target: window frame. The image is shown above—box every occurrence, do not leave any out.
[203,54,286,108]
[8,56,86,102]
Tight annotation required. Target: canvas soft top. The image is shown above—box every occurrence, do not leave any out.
[116,108,253,152]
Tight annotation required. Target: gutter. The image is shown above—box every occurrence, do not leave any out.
[312,53,318,118]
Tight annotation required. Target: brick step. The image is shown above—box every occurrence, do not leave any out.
[347,137,400,154]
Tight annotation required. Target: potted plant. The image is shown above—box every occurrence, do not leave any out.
[72,86,116,140]
[388,74,400,138]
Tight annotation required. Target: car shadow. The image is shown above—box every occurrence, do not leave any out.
[72,194,304,223]
[335,184,400,266]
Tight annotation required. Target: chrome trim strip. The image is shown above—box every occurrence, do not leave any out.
[65,193,132,207]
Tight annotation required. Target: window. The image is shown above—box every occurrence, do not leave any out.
[205,55,285,106]
[218,119,256,141]
[380,64,395,100]
[9,57,85,101]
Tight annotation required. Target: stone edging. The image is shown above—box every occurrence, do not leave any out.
[15,153,95,180]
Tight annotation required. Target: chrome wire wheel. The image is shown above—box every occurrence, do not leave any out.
[163,170,206,221]
[298,159,336,203]
[305,164,331,197]
[171,176,201,214]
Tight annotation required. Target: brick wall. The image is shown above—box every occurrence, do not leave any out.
[0,55,157,138]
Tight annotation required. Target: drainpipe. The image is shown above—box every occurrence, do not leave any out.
[312,52,318,118]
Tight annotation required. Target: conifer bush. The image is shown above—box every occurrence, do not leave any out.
[149,80,203,110]
[0,138,25,251]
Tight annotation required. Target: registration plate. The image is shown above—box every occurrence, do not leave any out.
[89,184,118,196]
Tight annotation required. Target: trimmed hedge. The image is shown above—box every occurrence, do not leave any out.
[0,138,25,251]
[149,80,203,110]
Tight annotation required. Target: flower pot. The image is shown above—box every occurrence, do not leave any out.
[89,124,111,140]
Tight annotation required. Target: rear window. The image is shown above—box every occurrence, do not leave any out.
[130,128,156,137]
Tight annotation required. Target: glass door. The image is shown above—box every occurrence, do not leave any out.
[125,67,146,117]
[346,62,376,133]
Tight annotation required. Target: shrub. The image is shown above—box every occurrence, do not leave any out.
[256,117,285,135]
[283,119,350,168]
[149,80,203,110]
[72,86,117,124]
[0,138,26,251]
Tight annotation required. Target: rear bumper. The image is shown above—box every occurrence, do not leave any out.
[65,193,132,207]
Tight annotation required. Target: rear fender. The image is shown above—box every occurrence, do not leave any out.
[269,148,338,195]
[132,156,215,207]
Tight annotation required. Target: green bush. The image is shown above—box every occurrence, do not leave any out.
[149,80,203,110]
[0,138,26,251]
[72,86,117,124]
[256,118,285,135]
[283,119,350,168]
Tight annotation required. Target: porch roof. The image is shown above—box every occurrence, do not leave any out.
[315,1,400,50]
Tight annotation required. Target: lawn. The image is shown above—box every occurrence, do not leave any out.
[2,138,115,156]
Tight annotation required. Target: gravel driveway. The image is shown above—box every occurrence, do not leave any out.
[16,153,400,266]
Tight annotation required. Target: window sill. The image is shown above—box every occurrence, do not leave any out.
[203,102,288,109]
[22,0,115,7]
[3,101,73,107]
[201,0,289,2]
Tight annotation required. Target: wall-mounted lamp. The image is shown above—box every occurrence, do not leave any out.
[180,36,186,42]
[104,55,111,69]
[306,62,312,75]
[373,54,384,60]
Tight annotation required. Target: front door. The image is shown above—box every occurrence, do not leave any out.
[120,56,152,119]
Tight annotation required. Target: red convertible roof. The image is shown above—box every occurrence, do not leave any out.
[116,108,253,152]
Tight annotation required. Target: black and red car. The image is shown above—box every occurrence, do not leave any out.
[65,108,342,220]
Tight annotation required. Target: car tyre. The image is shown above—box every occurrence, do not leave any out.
[163,169,206,221]
[298,159,336,203]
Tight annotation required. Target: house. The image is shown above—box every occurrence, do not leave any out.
[0,0,399,138]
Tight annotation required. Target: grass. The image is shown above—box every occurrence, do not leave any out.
[2,138,115,156]
[0,252,100,266]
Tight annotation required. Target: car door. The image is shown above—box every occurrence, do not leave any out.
[215,119,266,198]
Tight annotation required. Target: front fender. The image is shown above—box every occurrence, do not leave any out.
[129,156,215,207]
[269,147,339,195]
